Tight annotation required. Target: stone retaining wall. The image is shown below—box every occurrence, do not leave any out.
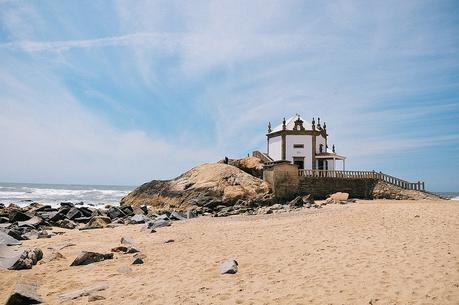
[298,177,378,199]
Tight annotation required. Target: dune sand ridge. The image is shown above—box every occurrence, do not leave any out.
[1,200,458,304]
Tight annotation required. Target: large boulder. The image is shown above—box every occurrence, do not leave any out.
[120,163,270,212]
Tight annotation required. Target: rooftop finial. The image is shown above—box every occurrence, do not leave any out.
[317,117,321,129]
[282,117,286,130]
[267,122,272,133]
[323,122,327,130]
[312,117,316,130]
[332,145,335,153]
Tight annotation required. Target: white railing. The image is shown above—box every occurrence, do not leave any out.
[298,170,425,191]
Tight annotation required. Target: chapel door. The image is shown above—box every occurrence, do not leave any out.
[293,157,304,170]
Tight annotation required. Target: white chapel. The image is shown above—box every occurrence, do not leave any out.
[265,114,346,170]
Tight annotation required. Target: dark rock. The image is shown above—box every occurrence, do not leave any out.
[70,251,113,266]
[147,219,171,230]
[8,248,43,270]
[44,211,66,222]
[139,205,148,214]
[73,217,92,224]
[60,202,74,208]
[107,207,125,219]
[169,211,186,221]
[0,231,21,246]
[164,239,174,243]
[302,194,315,205]
[120,206,134,216]
[186,209,198,219]
[132,257,144,265]
[130,214,147,224]
[57,206,71,214]
[78,207,93,217]
[66,207,82,220]
[18,216,42,228]
[155,214,170,221]
[288,196,303,208]
[5,282,42,305]
[7,228,24,241]
[54,219,77,229]
[34,205,54,212]
[111,246,139,254]
[220,259,238,274]
[9,211,31,223]
[0,216,10,223]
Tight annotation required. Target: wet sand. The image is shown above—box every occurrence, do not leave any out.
[1,199,458,304]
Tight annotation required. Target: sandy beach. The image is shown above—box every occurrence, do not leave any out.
[1,199,458,305]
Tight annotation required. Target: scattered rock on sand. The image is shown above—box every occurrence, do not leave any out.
[111,246,139,254]
[220,259,238,274]
[164,239,174,243]
[6,281,42,305]
[120,236,135,245]
[70,251,113,266]
[325,192,351,204]
[132,257,144,264]
[5,248,43,270]
[58,283,109,301]
[331,192,349,201]
[147,219,171,230]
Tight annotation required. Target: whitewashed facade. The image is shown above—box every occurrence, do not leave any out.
[266,115,345,170]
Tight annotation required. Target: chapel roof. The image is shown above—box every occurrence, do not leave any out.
[270,114,316,133]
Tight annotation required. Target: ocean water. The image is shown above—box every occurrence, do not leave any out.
[437,192,459,200]
[0,182,134,208]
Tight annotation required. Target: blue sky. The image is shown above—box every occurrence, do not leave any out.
[0,0,458,191]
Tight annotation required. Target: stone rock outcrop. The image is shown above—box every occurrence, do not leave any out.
[219,157,264,178]
[120,163,271,212]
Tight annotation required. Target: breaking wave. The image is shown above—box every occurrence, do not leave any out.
[0,183,133,207]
